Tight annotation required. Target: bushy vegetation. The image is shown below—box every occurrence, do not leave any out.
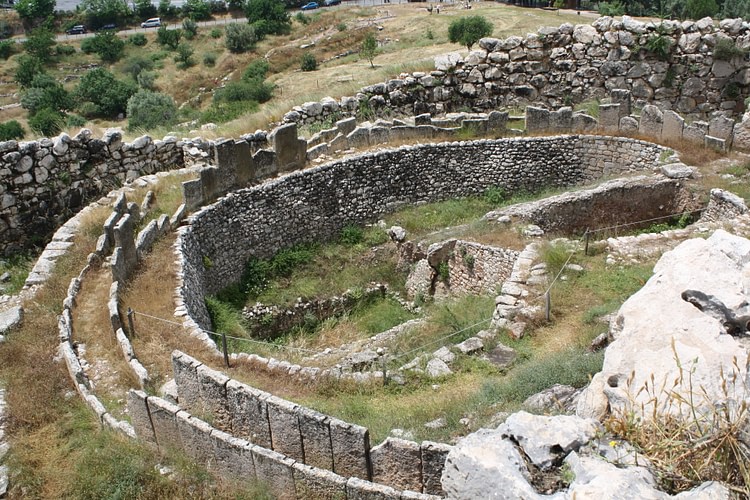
[81,30,125,62]
[128,33,147,46]
[126,89,177,130]
[0,39,14,59]
[76,67,137,117]
[448,15,493,51]
[0,120,25,141]
[300,52,317,71]
[224,23,257,53]
[713,37,747,61]
[157,25,182,50]
[245,0,291,37]
[360,32,378,68]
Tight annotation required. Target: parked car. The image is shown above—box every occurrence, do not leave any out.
[98,23,116,31]
[324,0,341,6]
[300,2,319,9]
[66,25,86,35]
[141,17,161,28]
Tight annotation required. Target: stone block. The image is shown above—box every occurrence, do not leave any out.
[181,179,203,211]
[336,117,357,136]
[611,88,631,117]
[370,437,422,492]
[210,429,256,480]
[414,113,431,126]
[682,123,706,144]
[708,115,735,148]
[619,116,639,134]
[197,364,230,431]
[252,446,297,500]
[298,408,333,470]
[272,123,307,173]
[176,411,213,463]
[226,380,273,449]
[369,126,391,145]
[347,127,370,149]
[103,211,122,253]
[213,138,255,191]
[307,143,328,162]
[420,441,452,496]
[488,111,509,133]
[638,104,663,138]
[549,106,572,133]
[461,119,488,136]
[705,135,728,152]
[572,113,597,132]
[172,350,203,412]
[598,104,620,131]
[148,396,182,453]
[292,463,347,500]
[328,133,348,152]
[126,389,156,444]
[200,166,220,204]
[135,219,158,259]
[525,106,550,134]
[266,395,304,461]
[661,110,684,142]
[113,214,137,282]
[345,477,400,500]
[330,417,371,480]
[400,491,442,499]
[253,149,277,180]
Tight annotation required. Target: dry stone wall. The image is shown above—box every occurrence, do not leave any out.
[283,16,750,129]
[165,351,451,497]
[177,135,664,333]
[0,130,184,255]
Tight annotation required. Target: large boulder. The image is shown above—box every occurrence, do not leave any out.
[578,230,750,420]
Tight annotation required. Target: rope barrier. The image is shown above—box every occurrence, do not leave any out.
[584,209,703,235]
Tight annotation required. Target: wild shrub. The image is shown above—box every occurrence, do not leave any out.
[243,58,270,80]
[339,224,363,246]
[0,40,13,59]
[0,120,25,141]
[300,52,317,71]
[126,90,177,130]
[182,17,198,39]
[597,0,625,15]
[174,42,195,69]
[56,44,76,56]
[129,33,148,46]
[714,38,746,61]
[213,78,273,103]
[28,107,63,136]
[203,52,216,67]
[209,27,222,38]
[157,26,182,50]
[225,23,257,53]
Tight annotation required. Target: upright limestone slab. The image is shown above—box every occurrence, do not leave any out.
[292,463,347,500]
[148,396,182,452]
[252,446,297,500]
[329,417,371,480]
[127,389,156,445]
[370,437,423,492]
[297,408,334,471]
[171,350,203,411]
[266,395,304,462]
[421,441,453,496]
[197,364,231,431]
[210,429,256,480]
[176,412,213,463]
[226,379,273,449]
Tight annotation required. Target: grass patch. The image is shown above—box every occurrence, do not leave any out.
[0,254,33,294]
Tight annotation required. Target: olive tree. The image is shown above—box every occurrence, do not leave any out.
[448,15,492,51]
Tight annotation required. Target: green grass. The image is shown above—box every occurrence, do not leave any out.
[383,197,497,237]
[0,254,33,295]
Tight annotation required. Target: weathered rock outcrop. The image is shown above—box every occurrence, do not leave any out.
[577,229,750,420]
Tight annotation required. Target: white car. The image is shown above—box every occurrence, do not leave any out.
[141,17,161,28]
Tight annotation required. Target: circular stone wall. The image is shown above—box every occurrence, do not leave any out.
[177,135,666,330]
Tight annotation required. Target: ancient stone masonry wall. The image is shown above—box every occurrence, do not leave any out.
[162,351,451,497]
[283,16,750,129]
[0,130,184,255]
[178,135,664,334]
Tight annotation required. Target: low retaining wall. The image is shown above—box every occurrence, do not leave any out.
[177,135,665,333]
[484,176,702,235]
[167,351,452,496]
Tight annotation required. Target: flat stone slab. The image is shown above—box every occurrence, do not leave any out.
[482,344,516,369]
[660,163,695,179]
[455,337,484,355]
[0,306,22,334]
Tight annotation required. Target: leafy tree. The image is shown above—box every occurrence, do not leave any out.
[225,23,257,53]
[448,16,493,51]
[0,120,25,141]
[28,107,63,136]
[14,55,44,88]
[722,0,750,18]
[157,25,182,49]
[244,0,291,37]
[137,70,156,90]
[76,67,137,117]
[157,0,179,18]
[182,0,211,20]
[126,90,176,130]
[15,0,55,29]
[21,74,73,114]
[24,27,55,63]
[81,0,131,28]
[182,17,198,39]
[128,33,147,46]
[174,42,194,68]
[300,52,316,71]
[360,32,378,68]
[243,58,269,80]
[122,54,154,80]
[134,0,157,19]
[83,30,126,62]
[0,40,15,59]
[213,79,273,103]
[685,0,719,19]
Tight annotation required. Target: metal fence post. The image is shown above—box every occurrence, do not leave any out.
[221,332,230,368]
[545,291,551,322]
